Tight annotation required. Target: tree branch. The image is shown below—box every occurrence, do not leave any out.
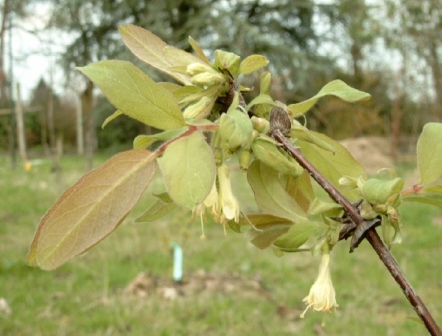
[271,128,442,336]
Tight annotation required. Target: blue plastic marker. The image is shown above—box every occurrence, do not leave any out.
[172,242,183,282]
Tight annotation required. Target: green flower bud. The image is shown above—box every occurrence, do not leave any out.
[359,202,378,220]
[251,116,270,134]
[338,176,358,189]
[219,109,254,152]
[239,149,252,170]
[387,205,398,223]
[191,72,225,87]
[214,148,223,166]
[183,95,216,121]
[186,62,215,76]
[251,136,303,177]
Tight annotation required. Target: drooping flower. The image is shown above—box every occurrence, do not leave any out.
[217,164,240,223]
[300,252,338,318]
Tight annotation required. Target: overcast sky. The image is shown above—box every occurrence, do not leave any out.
[5,3,69,102]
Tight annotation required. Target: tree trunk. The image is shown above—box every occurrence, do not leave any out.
[47,85,63,191]
[82,80,95,171]
[0,0,9,106]
[15,83,27,163]
[428,42,442,121]
[76,95,84,155]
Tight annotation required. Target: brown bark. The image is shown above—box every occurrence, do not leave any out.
[0,0,9,106]
[82,80,95,171]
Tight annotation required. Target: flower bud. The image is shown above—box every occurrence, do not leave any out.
[191,72,225,87]
[219,109,254,152]
[239,149,252,170]
[183,95,215,121]
[338,176,357,189]
[186,62,215,76]
[251,116,270,134]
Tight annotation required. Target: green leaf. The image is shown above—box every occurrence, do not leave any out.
[213,50,241,76]
[136,193,178,222]
[290,125,336,153]
[308,198,343,217]
[119,24,202,85]
[188,36,210,64]
[403,195,442,208]
[245,214,294,249]
[282,171,314,213]
[239,55,269,75]
[179,84,220,105]
[169,85,203,103]
[102,110,123,129]
[163,45,206,72]
[133,127,188,149]
[27,149,158,270]
[158,131,216,209]
[247,160,306,222]
[251,136,304,177]
[362,177,404,204]
[246,94,275,110]
[287,80,371,117]
[273,221,323,250]
[417,123,442,185]
[260,72,272,95]
[297,131,367,200]
[77,60,185,130]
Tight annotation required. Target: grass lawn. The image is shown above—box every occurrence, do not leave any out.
[0,153,441,335]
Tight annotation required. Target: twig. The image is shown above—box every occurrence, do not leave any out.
[271,128,442,336]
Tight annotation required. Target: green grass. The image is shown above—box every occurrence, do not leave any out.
[1,153,441,335]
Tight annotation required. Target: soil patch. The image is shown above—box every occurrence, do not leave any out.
[339,137,394,175]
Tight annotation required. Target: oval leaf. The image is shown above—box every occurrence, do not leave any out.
[119,24,203,85]
[239,55,269,75]
[287,80,371,117]
[246,94,275,110]
[273,221,323,250]
[27,149,158,270]
[245,214,294,250]
[158,131,216,209]
[102,110,123,129]
[77,60,185,130]
[136,193,177,222]
[297,131,367,200]
[247,160,306,222]
[188,36,210,64]
[133,128,188,149]
[417,122,442,185]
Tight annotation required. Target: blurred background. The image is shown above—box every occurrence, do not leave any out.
[2,0,442,167]
[1,1,442,335]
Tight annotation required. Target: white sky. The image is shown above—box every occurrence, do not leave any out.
[5,1,434,104]
[5,3,68,102]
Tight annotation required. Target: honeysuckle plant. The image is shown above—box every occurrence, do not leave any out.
[27,25,442,334]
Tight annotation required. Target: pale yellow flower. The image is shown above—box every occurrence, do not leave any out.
[300,253,338,318]
[217,164,240,223]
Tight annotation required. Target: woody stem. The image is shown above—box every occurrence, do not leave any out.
[271,129,441,336]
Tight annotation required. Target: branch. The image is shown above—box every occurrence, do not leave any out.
[271,128,442,336]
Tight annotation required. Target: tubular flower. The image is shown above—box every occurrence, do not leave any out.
[217,164,240,223]
[300,253,338,318]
